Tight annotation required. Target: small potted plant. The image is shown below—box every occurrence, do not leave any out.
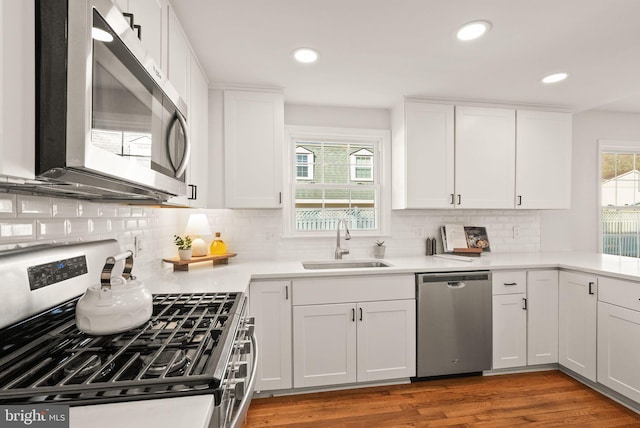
[174,235,193,260]
[374,240,386,259]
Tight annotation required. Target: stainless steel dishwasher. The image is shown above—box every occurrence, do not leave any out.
[416,271,492,377]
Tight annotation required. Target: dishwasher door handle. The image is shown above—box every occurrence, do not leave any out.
[447,281,466,288]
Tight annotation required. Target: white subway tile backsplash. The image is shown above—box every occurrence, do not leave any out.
[109,219,125,233]
[17,196,52,218]
[79,201,101,217]
[67,218,90,237]
[91,218,110,234]
[0,195,16,218]
[0,220,35,243]
[36,219,67,240]
[52,199,79,217]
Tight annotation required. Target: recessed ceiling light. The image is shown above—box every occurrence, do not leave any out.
[456,20,491,41]
[92,27,113,42]
[541,72,569,84]
[293,48,319,64]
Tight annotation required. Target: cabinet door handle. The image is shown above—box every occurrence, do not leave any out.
[517,195,522,206]
[588,282,595,295]
[504,282,517,286]
[188,184,197,200]
[450,194,455,205]
[351,308,355,322]
[522,297,527,310]
[285,285,288,300]
[457,194,461,205]
[133,24,141,40]
[279,192,282,205]
[359,307,363,321]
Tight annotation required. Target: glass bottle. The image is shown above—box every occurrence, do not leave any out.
[210,232,227,255]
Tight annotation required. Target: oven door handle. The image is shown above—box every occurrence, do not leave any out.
[229,329,259,428]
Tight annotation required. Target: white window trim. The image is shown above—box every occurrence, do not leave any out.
[598,139,640,254]
[283,125,391,238]
[295,146,314,180]
[350,148,374,182]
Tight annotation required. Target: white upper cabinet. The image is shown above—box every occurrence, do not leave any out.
[114,0,164,69]
[167,4,190,102]
[0,1,35,180]
[392,101,455,209]
[515,110,572,209]
[181,56,209,208]
[455,106,516,209]
[224,90,284,209]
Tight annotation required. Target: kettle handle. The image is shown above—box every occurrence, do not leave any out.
[100,250,134,288]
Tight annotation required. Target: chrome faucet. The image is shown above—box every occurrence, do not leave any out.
[335,219,351,259]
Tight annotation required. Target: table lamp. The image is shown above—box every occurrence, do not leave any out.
[185,213,212,257]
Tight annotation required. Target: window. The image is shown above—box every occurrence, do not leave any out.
[600,141,640,257]
[350,149,373,181]
[295,147,314,180]
[284,126,390,236]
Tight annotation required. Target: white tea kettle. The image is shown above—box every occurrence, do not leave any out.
[76,250,152,335]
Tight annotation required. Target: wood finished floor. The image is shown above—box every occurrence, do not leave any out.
[246,371,640,427]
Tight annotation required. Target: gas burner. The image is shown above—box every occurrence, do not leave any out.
[141,349,189,378]
[59,354,114,384]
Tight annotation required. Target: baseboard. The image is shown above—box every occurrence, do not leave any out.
[559,366,640,415]
[254,378,412,398]
[483,363,559,376]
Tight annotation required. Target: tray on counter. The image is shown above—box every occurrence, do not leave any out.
[162,253,237,271]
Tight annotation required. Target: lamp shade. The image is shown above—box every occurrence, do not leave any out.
[185,214,211,257]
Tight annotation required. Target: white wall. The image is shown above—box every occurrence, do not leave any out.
[541,110,640,251]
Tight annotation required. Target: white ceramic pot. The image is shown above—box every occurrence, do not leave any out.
[76,276,153,335]
[374,245,386,259]
[178,248,192,260]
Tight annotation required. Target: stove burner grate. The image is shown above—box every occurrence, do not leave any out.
[0,292,245,406]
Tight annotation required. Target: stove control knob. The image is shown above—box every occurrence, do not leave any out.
[241,317,255,337]
[234,340,251,354]
[230,361,248,377]
[223,379,245,400]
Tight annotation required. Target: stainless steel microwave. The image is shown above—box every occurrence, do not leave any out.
[34,0,189,201]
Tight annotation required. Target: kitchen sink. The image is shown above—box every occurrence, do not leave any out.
[301,259,392,270]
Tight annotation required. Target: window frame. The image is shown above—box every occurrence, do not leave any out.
[350,148,374,182]
[598,139,640,256]
[283,125,391,238]
[295,146,314,180]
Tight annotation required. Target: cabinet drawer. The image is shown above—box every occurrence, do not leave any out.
[293,275,414,306]
[492,271,527,295]
[598,276,640,312]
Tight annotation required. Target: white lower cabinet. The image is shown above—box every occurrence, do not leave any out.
[597,276,640,403]
[527,270,559,365]
[492,293,527,369]
[559,271,597,381]
[492,271,527,369]
[293,299,415,388]
[597,302,640,402]
[492,270,558,370]
[292,275,415,389]
[249,281,292,391]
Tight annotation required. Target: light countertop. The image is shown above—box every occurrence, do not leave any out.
[75,250,640,428]
[145,251,640,295]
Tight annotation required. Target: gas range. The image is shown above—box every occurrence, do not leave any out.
[0,240,256,428]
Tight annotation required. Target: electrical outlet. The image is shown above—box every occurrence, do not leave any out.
[412,226,424,238]
[134,236,143,255]
[513,225,520,239]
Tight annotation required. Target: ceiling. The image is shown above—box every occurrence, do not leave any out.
[171,0,640,113]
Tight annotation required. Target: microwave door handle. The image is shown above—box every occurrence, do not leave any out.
[167,112,191,178]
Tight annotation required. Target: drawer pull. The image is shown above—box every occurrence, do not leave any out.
[504,282,517,286]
